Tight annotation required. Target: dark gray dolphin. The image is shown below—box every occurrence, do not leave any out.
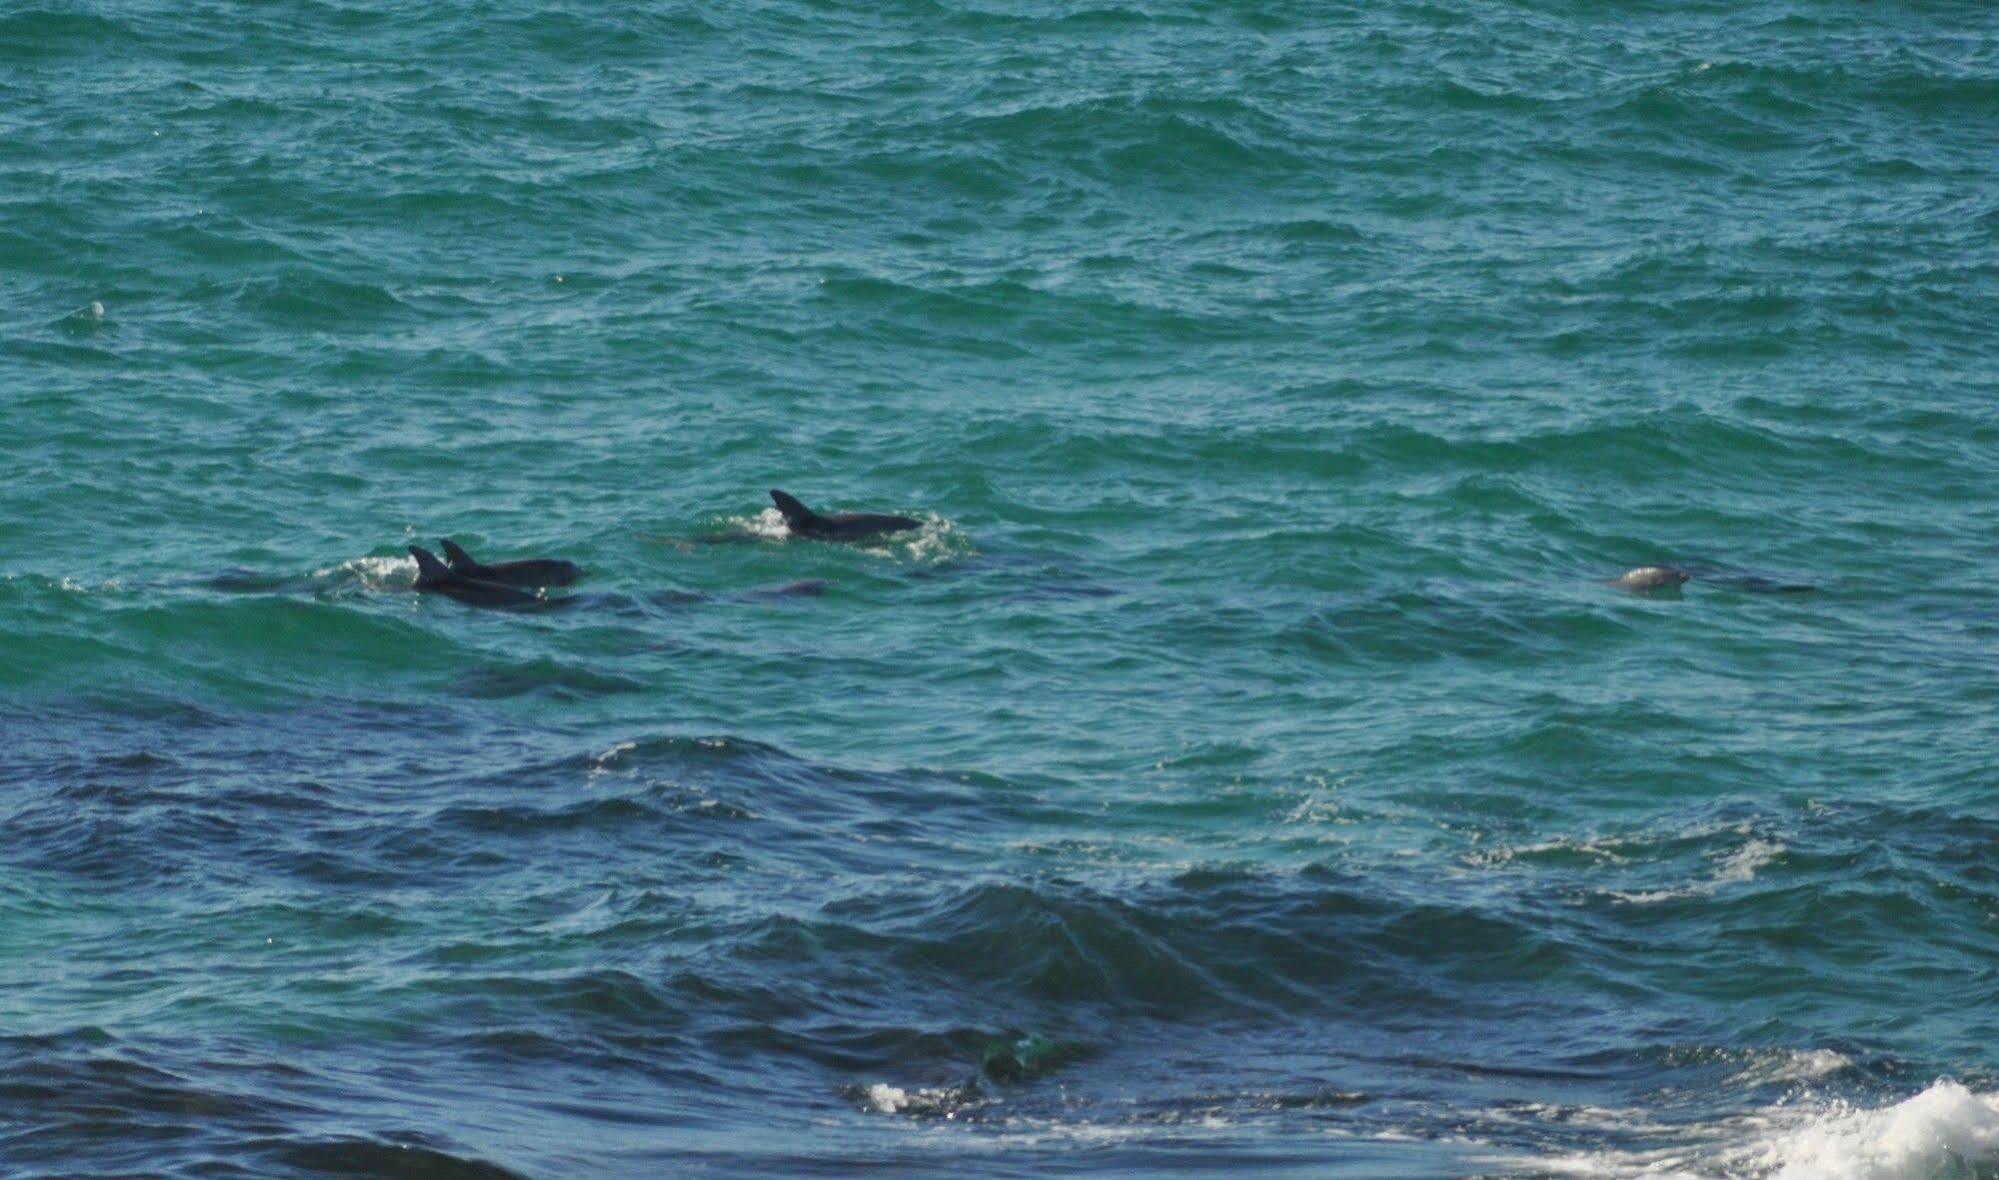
[736,579,831,602]
[769,489,919,541]
[1681,564,1817,594]
[439,539,582,587]
[409,545,545,608]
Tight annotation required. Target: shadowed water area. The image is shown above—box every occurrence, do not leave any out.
[4,0,1998,1176]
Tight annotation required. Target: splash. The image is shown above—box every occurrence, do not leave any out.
[731,509,968,562]
[311,554,417,587]
[1512,1081,1999,1179]
[1756,1082,1999,1180]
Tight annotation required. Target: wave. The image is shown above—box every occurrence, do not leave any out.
[255,1139,525,1179]
[0,1029,524,1176]
[1606,837,1785,906]
[0,9,136,62]
[1512,1080,1999,1180]
[450,658,648,700]
[920,91,1312,182]
[707,866,1576,1029]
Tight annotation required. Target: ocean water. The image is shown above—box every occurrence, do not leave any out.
[4,0,1997,1175]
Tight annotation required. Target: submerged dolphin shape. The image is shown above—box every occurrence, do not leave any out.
[409,545,545,608]
[1678,564,1817,594]
[439,539,582,587]
[768,489,919,541]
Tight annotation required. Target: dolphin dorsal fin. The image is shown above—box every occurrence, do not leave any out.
[409,545,453,587]
[769,489,817,529]
[439,538,477,573]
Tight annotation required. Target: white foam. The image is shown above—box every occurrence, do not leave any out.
[1491,1103,1674,1134]
[1466,834,1635,869]
[1756,1082,1999,1180]
[740,507,792,539]
[1508,1081,1999,1180]
[899,517,963,562]
[313,555,416,584]
[1784,1051,1857,1082]
[1717,838,1783,885]
[857,1083,975,1118]
[1609,836,1784,905]
[588,741,636,774]
[736,509,964,561]
[1733,1048,1856,1086]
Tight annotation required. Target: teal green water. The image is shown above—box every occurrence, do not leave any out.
[5,2,1998,1176]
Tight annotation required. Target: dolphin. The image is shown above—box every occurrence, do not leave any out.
[1608,565,1690,593]
[768,489,920,541]
[409,545,545,608]
[439,539,582,587]
[736,579,831,602]
[1680,564,1817,594]
[1608,564,1817,595]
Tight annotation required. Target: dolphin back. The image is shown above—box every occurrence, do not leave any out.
[770,489,818,530]
[409,545,453,588]
[832,511,921,532]
[438,538,581,586]
[439,538,479,575]
[770,488,920,539]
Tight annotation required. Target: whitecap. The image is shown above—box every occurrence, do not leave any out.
[1756,1081,1999,1180]
[1716,837,1783,885]
[1608,835,1785,905]
[1732,1048,1856,1086]
[589,741,637,773]
[855,1082,975,1118]
[1498,1080,1999,1179]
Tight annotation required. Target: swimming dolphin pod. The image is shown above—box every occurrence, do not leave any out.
[439,538,582,587]
[396,501,1821,616]
[409,545,546,608]
[769,489,920,541]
